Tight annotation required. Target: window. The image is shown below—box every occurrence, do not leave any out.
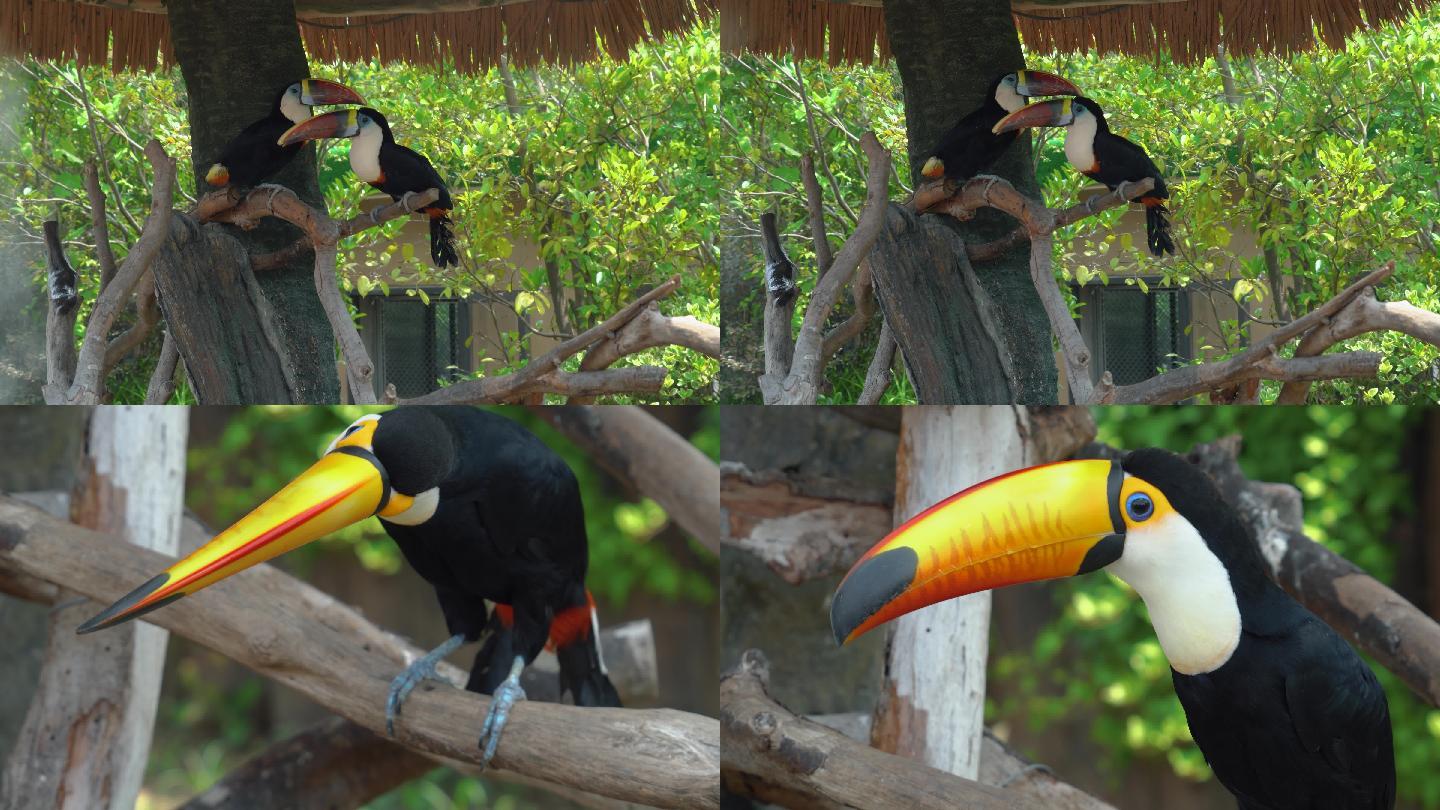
[354,292,471,398]
[1074,281,1190,385]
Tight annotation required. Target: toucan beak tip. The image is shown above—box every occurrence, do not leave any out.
[830,546,920,647]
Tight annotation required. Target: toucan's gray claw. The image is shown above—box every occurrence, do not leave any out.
[385,633,465,737]
[477,655,527,770]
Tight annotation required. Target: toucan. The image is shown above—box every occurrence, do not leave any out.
[919,70,1081,183]
[993,96,1176,256]
[831,449,1394,810]
[203,79,365,190]
[759,212,797,307]
[278,107,459,268]
[77,406,620,767]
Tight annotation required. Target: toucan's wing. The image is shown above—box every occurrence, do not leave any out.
[390,143,451,200]
[1282,617,1396,809]
[1092,132,1168,197]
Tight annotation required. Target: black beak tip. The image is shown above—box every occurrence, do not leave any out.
[829,546,920,648]
[73,572,175,636]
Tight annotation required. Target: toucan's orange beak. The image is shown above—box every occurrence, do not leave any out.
[298,78,365,107]
[830,458,1126,645]
[992,98,1075,135]
[277,108,360,147]
[76,449,387,634]
[1014,70,1081,99]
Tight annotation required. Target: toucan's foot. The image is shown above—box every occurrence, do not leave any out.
[477,655,527,770]
[399,191,421,213]
[386,633,465,736]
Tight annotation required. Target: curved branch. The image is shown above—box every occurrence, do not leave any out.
[569,305,718,405]
[0,497,720,809]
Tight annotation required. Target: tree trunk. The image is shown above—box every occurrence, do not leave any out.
[879,0,1056,403]
[167,0,338,403]
[1,407,187,810]
[870,406,1028,778]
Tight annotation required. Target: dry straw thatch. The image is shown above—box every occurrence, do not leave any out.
[719,0,1432,64]
[0,0,714,73]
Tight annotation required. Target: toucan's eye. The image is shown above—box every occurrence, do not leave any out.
[1125,492,1154,522]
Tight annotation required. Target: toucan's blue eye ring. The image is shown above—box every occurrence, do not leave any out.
[1125,492,1154,522]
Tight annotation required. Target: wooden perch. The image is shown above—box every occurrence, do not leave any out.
[721,649,1032,809]
[394,277,683,405]
[0,497,720,809]
[1187,437,1440,707]
[569,304,720,405]
[244,189,444,272]
[527,405,721,554]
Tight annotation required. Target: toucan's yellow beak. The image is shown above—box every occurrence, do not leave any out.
[830,458,1131,645]
[77,450,387,634]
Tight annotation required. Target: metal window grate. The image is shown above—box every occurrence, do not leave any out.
[1076,283,1189,386]
[361,295,469,398]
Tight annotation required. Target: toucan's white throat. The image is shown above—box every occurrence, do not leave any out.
[1062,112,1099,173]
[349,125,384,183]
[381,486,439,526]
[280,93,310,125]
[995,82,1025,114]
[1106,511,1242,675]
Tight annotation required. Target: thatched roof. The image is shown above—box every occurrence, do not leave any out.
[1,0,713,73]
[719,0,1431,64]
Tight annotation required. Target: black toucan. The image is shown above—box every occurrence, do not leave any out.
[759,212,796,307]
[279,107,459,268]
[920,70,1080,183]
[993,96,1176,256]
[204,79,365,190]
[831,449,1395,810]
[77,407,621,768]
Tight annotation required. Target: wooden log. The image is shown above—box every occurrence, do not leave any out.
[0,498,719,809]
[0,408,187,810]
[721,649,1023,809]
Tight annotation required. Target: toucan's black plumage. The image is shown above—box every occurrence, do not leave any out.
[921,71,1080,183]
[374,407,618,707]
[1071,99,1175,257]
[1125,450,1394,810]
[760,212,796,307]
[279,107,458,267]
[204,79,363,191]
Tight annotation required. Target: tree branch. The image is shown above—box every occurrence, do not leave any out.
[82,159,118,292]
[144,331,180,404]
[721,649,1029,809]
[857,320,897,405]
[64,139,176,405]
[245,189,442,272]
[774,132,891,405]
[568,304,719,405]
[395,277,681,405]
[0,497,720,809]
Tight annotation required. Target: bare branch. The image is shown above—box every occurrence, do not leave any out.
[247,189,442,272]
[568,305,718,405]
[774,132,891,405]
[819,259,875,366]
[82,160,117,292]
[144,331,179,404]
[396,278,681,406]
[101,272,160,378]
[858,320,897,405]
[65,139,176,405]
[800,154,834,275]
[0,497,720,809]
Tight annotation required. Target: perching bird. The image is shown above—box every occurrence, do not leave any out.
[204,79,365,190]
[759,212,796,308]
[993,96,1175,256]
[279,107,458,267]
[921,70,1080,183]
[42,219,78,316]
[78,407,620,768]
[831,449,1394,810]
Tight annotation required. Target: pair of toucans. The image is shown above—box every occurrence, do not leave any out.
[831,449,1394,809]
[204,78,458,267]
[922,70,1176,256]
[78,407,619,768]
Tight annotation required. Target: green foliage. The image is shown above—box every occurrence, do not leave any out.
[0,25,718,403]
[723,10,1440,403]
[991,407,1440,805]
